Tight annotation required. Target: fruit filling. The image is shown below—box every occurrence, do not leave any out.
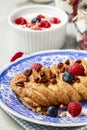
[14,13,61,30]
[73,3,87,50]
[55,0,82,21]
[68,0,82,21]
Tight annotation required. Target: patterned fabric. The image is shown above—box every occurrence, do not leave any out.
[8,113,87,130]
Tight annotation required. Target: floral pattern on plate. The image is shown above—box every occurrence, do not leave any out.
[0,50,87,127]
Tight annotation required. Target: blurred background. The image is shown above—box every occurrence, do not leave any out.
[0,0,77,68]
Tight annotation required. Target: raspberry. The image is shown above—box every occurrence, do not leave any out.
[68,101,82,117]
[69,63,85,76]
[39,20,51,28]
[50,17,61,24]
[14,17,27,25]
[30,63,43,70]
[10,52,24,62]
[37,14,45,19]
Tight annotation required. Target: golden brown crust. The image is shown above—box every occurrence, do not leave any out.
[10,59,87,113]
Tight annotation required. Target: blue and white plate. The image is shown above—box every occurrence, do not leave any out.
[1,49,87,127]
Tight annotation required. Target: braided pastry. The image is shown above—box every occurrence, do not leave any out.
[10,59,87,114]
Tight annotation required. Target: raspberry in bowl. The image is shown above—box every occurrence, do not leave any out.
[8,5,68,53]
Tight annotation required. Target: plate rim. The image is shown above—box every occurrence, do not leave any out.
[1,49,87,127]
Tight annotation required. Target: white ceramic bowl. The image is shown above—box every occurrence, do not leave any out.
[8,5,68,53]
[32,0,53,3]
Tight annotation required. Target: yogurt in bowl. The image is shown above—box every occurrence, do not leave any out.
[14,13,61,31]
[8,5,68,53]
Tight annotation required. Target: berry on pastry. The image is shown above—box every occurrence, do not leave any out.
[68,101,82,117]
[30,63,43,70]
[62,71,75,83]
[10,59,87,116]
[69,62,85,76]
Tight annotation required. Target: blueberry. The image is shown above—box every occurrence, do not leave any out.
[31,17,41,23]
[62,71,74,83]
[47,106,58,117]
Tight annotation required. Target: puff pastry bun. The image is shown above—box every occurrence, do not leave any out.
[10,59,87,114]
